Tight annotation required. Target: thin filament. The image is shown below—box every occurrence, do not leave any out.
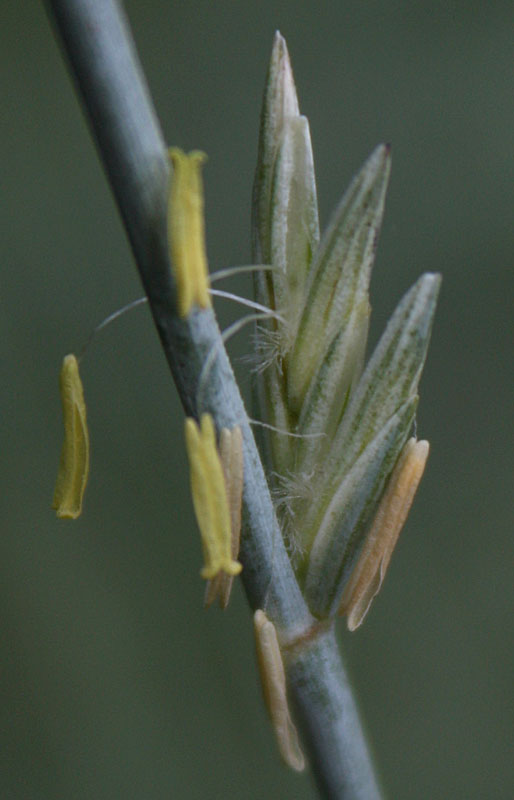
[209,288,284,321]
[249,418,326,440]
[77,296,149,361]
[209,264,275,283]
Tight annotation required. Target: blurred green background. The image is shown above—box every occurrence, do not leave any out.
[2,1,512,798]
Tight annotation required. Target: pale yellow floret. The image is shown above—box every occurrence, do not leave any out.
[254,610,305,772]
[204,426,244,609]
[52,354,90,519]
[339,438,429,630]
[168,148,211,317]
[185,414,242,580]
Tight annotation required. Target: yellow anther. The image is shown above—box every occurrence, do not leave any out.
[185,414,242,580]
[52,354,90,519]
[339,438,429,630]
[168,148,211,317]
[204,426,244,609]
[254,610,305,772]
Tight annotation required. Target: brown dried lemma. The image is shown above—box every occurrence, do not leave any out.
[339,438,429,630]
[254,609,305,772]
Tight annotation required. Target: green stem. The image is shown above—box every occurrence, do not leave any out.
[286,625,382,799]
[43,0,382,795]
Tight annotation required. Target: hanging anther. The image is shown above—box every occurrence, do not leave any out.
[204,425,244,609]
[52,354,90,519]
[185,414,242,580]
[168,148,211,317]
